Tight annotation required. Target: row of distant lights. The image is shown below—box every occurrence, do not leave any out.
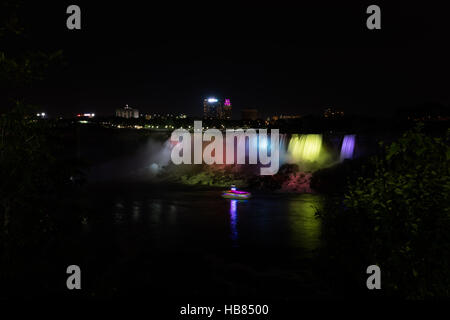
[146,125,215,130]
[37,113,97,118]
[114,124,249,131]
[147,125,176,129]
[77,113,95,117]
[147,114,187,118]
[131,125,216,130]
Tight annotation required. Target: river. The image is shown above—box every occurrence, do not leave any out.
[68,182,332,299]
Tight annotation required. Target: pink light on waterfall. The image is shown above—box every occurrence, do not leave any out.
[340,134,356,161]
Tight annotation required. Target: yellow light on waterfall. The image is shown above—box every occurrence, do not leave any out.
[288,134,323,162]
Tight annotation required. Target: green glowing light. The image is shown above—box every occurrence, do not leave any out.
[288,134,323,162]
[289,194,322,251]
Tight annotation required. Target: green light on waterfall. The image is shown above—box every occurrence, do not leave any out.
[288,134,323,162]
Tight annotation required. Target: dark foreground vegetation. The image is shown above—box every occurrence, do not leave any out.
[314,124,450,298]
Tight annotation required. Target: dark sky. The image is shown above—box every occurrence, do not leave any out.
[10,1,450,118]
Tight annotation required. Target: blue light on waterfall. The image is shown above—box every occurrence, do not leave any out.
[340,134,356,161]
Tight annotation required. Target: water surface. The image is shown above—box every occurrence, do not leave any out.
[69,183,331,299]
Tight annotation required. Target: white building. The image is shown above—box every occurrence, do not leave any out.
[116,104,139,119]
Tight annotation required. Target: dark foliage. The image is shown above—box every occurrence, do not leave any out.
[316,124,450,298]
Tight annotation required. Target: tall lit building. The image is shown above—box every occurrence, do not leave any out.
[223,99,232,119]
[203,98,232,119]
[203,98,223,119]
[116,104,139,119]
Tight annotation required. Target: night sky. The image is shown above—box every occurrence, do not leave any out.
[9,2,450,118]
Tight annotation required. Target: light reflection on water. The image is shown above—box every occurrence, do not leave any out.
[168,204,177,224]
[288,195,322,250]
[229,200,238,246]
[132,201,141,222]
[148,201,162,225]
[113,199,125,224]
[228,199,253,247]
[104,190,322,250]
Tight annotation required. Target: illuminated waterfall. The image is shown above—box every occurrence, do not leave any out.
[287,134,323,162]
[340,135,356,161]
[244,133,287,163]
[278,134,288,165]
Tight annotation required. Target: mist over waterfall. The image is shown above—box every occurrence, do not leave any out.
[80,127,364,191]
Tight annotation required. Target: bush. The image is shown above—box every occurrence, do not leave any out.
[310,157,371,194]
[0,105,82,246]
[316,124,450,298]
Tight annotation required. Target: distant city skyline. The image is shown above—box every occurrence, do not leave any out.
[3,3,450,119]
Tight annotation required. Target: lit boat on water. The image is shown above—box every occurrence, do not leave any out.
[222,185,251,200]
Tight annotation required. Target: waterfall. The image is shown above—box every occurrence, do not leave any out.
[287,134,323,162]
[340,134,356,161]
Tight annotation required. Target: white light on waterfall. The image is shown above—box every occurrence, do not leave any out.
[259,136,268,149]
